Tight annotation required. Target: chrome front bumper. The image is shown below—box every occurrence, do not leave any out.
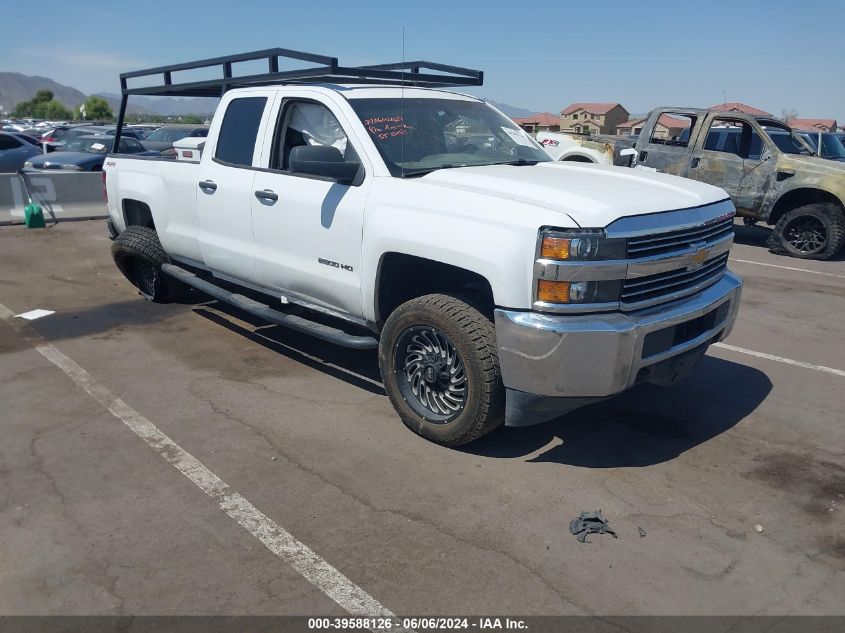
[495,272,742,425]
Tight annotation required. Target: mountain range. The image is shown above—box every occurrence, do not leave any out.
[0,72,221,117]
[1,71,533,119]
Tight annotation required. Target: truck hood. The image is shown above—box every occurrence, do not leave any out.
[780,153,845,174]
[418,162,729,227]
[26,151,102,169]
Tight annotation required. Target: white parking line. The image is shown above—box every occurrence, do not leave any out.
[713,342,845,378]
[730,258,845,280]
[0,302,407,630]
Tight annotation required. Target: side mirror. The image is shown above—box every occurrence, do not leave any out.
[289,145,361,185]
[619,147,637,167]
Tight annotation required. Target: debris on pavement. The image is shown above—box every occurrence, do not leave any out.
[569,510,617,543]
[754,524,764,533]
[638,526,647,538]
[14,308,54,320]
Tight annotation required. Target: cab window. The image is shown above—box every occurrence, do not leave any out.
[648,113,697,147]
[271,101,358,171]
[703,119,764,160]
[215,97,268,166]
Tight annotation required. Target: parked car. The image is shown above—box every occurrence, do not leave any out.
[795,131,845,162]
[8,132,44,146]
[24,135,157,171]
[141,125,208,154]
[536,131,617,164]
[40,123,88,143]
[45,125,145,151]
[105,49,742,447]
[0,131,43,171]
[126,124,160,140]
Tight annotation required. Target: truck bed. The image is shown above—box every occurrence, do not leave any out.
[106,156,203,264]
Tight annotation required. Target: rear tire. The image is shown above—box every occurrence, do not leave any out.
[767,203,845,260]
[111,226,179,302]
[379,294,505,447]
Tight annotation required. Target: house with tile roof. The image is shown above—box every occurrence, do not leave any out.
[616,114,691,139]
[708,102,772,116]
[560,102,629,135]
[787,118,838,132]
[511,112,560,133]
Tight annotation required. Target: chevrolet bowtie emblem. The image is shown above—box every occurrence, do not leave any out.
[687,243,710,270]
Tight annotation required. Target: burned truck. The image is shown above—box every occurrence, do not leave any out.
[630,108,845,260]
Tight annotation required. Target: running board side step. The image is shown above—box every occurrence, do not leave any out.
[162,263,378,350]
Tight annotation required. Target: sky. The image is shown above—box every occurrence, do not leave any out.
[2,0,843,122]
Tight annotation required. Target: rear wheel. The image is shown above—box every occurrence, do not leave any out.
[111,226,180,302]
[379,294,505,446]
[767,203,845,260]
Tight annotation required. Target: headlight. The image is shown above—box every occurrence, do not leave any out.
[536,279,623,304]
[539,228,626,261]
[534,227,626,307]
[23,161,34,169]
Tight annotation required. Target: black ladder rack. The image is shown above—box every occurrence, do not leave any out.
[113,47,483,149]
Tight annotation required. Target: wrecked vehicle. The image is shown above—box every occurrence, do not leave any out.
[631,108,845,260]
[535,130,619,165]
[104,48,742,447]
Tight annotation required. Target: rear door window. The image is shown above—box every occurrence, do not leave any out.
[215,97,268,166]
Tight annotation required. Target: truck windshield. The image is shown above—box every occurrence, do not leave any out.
[348,98,550,177]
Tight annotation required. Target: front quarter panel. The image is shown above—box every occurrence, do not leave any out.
[759,154,845,220]
[361,177,577,321]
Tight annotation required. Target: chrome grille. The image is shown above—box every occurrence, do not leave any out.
[622,252,729,307]
[627,216,735,258]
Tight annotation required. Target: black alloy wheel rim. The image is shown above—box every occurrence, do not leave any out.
[394,326,467,423]
[783,215,827,254]
[134,259,159,300]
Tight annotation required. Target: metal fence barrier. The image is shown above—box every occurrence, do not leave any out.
[0,172,108,225]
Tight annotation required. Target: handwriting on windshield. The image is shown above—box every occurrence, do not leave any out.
[363,116,414,141]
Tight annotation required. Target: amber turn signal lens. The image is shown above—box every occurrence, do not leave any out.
[537,280,571,303]
[540,236,570,260]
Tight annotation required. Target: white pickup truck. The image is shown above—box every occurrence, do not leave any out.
[104,49,742,446]
[535,130,618,165]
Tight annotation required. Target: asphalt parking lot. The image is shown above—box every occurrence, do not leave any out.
[0,220,843,617]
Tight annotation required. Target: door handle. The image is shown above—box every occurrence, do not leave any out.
[690,157,700,168]
[198,180,217,192]
[254,189,278,202]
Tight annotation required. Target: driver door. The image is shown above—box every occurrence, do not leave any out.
[251,96,371,318]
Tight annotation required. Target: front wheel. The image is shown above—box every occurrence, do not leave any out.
[767,203,845,260]
[379,294,505,446]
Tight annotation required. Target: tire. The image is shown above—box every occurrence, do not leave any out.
[111,226,178,302]
[767,203,845,260]
[379,294,505,447]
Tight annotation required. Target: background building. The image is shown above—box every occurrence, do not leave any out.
[616,113,691,139]
[787,118,838,132]
[560,103,629,135]
[511,112,560,133]
[708,102,772,116]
